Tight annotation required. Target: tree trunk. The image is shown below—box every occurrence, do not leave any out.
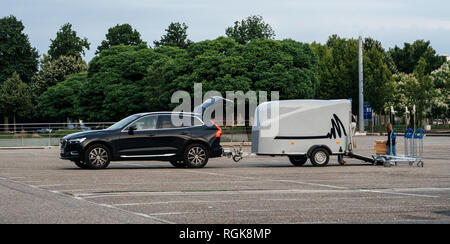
[3,116,9,133]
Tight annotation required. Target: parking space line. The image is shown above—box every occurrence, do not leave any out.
[0,176,175,224]
[141,204,450,217]
[112,196,407,207]
[76,189,379,199]
[184,169,447,199]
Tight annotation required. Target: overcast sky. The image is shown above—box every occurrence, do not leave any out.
[3,0,450,61]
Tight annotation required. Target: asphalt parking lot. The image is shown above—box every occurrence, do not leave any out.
[0,136,449,224]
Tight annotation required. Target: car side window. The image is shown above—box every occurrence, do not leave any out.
[130,115,158,131]
[157,115,203,129]
[157,115,179,129]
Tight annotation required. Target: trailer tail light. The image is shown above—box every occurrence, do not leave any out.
[210,120,222,138]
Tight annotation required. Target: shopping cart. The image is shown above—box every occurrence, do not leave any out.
[374,128,425,167]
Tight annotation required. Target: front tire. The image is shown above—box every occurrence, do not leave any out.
[310,148,330,167]
[184,144,209,168]
[74,160,91,169]
[84,144,111,169]
[170,160,187,168]
[288,155,308,166]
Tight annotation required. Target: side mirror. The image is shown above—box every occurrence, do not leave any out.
[128,125,137,135]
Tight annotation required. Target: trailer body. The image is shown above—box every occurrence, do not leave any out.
[252,99,352,156]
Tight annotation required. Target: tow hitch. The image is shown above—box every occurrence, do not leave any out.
[223,144,249,162]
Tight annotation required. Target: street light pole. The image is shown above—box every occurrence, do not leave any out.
[358,36,364,132]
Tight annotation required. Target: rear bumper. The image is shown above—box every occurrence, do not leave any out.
[210,145,223,158]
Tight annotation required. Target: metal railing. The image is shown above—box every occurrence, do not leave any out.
[0,122,115,147]
[0,121,252,147]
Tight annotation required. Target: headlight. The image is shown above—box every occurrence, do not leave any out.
[68,137,86,143]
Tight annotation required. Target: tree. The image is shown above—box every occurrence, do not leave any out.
[80,44,163,121]
[225,15,275,44]
[38,72,87,120]
[154,22,192,49]
[389,40,446,74]
[0,72,32,132]
[96,24,145,54]
[402,58,435,126]
[313,35,360,112]
[31,55,88,98]
[0,15,39,84]
[363,38,394,114]
[147,37,319,113]
[312,35,394,114]
[430,61,450,118]
[48,23,90,60]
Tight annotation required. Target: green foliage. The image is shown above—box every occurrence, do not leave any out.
[147,37,318,112]
[37,72,87,120]
[389,40,446,74]
[389,59,437,126]
[312,35,359,111]
[31,55,88,97]
[363,39,394,114]
[0,72,32,117]
[312,35,393,114]
[0,15,39,84]
[430,61,450,118]
[81,44,163,121]
[154,22,192,49]
[48,23,90,60]
[96,24,145,54]
[225,15,275,44]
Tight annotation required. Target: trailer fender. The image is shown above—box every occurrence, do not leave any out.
[307,145,332,157]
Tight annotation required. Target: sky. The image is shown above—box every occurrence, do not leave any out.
[3,0,450,61]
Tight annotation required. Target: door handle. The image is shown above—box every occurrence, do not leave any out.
[180,132,188,135]
[147,133,156,137]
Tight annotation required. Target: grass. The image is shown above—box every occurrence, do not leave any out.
[431,124,450,130]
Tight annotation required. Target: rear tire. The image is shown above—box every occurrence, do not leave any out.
[184,144,209,168]
[170,160,187,168]
[288,155,308,166]
[74,160,91,169]
[84,144,111,169]
[310,148,330,167]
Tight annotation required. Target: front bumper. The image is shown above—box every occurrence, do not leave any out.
[60,139,82,161]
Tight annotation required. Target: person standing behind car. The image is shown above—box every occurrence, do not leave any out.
[386,123,396,156]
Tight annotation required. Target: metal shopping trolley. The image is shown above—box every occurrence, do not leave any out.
[374,128,425,167]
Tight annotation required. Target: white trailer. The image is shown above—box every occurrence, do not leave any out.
[250,99,372,166]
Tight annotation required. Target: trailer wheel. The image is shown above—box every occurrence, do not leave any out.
[288,155,308,166]
[310,148,329,167]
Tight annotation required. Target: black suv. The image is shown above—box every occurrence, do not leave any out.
[60,112,223,169]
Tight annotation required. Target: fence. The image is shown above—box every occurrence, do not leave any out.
[0,122,252,147]
[0,122,115,147]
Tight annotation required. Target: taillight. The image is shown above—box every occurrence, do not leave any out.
[210,120,222,138]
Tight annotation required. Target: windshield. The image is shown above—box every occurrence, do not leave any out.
[107,114,141,130]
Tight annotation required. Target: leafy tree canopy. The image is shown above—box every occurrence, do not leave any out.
[0,15,39,84]
[0,72,32,118]
[31,55,88,97]
[389,40,446,74]
[48,23,90,60]
[154,22,192,49]
[225,15,275,44]
[81,44,164,121]
[96,24,145,54]
[312,35,393,114]
[38,72,88,120]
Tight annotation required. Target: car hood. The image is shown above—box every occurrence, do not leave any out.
[63,130,108,140]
